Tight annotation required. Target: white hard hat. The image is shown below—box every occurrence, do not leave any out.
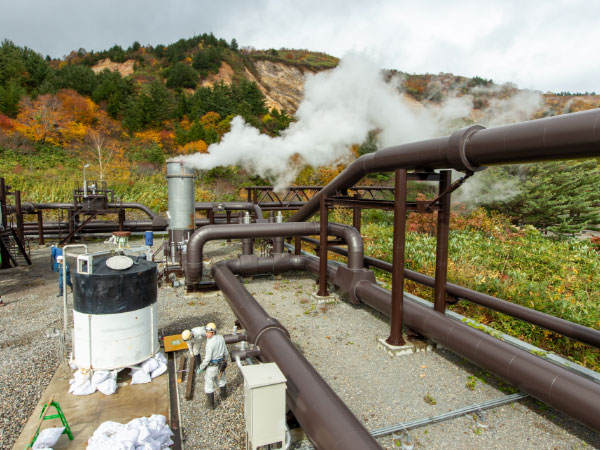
[181,329,192,341]
[57,255,64,261]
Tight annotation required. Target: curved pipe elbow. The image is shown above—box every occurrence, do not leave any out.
[185,222,365,284]
[110,202,159,220]
[195,202,264,220]
[327,223,364,270]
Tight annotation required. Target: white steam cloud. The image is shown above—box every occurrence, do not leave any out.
[182,53,544,194]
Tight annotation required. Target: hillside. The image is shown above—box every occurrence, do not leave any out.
[1,33,599,210]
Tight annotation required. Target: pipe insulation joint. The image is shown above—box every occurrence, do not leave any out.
[447,125,486,172]
[251,320,290,346]
[333,266,377,304]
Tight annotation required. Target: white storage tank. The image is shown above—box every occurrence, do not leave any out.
[72,253,158,370]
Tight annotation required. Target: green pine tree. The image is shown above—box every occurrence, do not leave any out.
[481,161,600,235]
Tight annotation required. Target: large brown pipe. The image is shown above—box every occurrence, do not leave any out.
[289,109,600,223]
[352,280,600,431]
[14,201,163,221]
[297,252,600,430]
[185,222,364,284]
[211,260,382,450]
[212,252,600,437]
[301,238,600,349]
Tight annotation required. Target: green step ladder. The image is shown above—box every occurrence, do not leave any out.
[27,395,73,448]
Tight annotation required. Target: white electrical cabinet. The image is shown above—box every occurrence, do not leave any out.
[241,363,287,450]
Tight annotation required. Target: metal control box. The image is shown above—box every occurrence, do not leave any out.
[241,363,287,450]
[76,251,111,274]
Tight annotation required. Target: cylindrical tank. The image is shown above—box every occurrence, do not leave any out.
[166,159,195,264]
[72,254,158,370]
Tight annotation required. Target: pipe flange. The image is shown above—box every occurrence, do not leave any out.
[254,323,290,347]
[447,125,486,173]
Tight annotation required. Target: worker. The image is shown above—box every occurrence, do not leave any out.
[51,245,62,272]
[181,327,205,369]
[56,255,73,297]
[197,322,229,409]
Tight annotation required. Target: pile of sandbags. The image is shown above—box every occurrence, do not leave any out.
[130,352,167,385]
[68,352,167,395]
[68,368,117,396]
[87,414,173,450]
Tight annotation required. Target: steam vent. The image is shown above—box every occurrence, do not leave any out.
[3,109,600,450]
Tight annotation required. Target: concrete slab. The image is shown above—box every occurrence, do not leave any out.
[310,292,338,304]
[13,363,169,450]
[377,336,436,356]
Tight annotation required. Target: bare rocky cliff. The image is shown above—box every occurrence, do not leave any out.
[247,60,310,114]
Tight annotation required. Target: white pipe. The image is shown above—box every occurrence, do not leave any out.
[284,424,291,450]
[61,244,88,343]
[83,163,89,198]
[235,354,244,370]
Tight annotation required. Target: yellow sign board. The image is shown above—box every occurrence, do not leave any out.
[163,334,188,352]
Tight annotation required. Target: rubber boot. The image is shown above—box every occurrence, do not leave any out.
[219,386,227,398]
[206,392,215,409]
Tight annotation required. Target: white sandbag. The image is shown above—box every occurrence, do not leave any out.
[91,370,110,387]
[136,425,160,448]
[149,414,167,426]
[32,426,64,449]
[93,370,117,395]
[141,358,159,374]
[130,368,151,385]
[113,427,138,450]
[69,369,96,395]
[150,362,167,379]
[72,380,96,395]
[136,443,160,450]
[72,368,91,384]
[93,420,122,437]
[153,352,167,365]
[96,377,117,395]
[87,421,122,450]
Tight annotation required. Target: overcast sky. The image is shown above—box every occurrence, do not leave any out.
[2,0,598,93]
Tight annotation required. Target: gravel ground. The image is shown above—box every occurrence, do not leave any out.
[1,237,599,449]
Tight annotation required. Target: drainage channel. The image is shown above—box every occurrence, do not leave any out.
[369,392,528,438]
[296,392,528,449]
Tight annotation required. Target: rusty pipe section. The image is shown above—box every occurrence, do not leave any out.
[13,201,162,220]
[290,109,600,222]
[113,202,163,221]
[211,261,381,450]
[185,222,363,284]
[195,202,264,220]
[352,280,600,431]
[303,238,600,348]
[223,332,248,344]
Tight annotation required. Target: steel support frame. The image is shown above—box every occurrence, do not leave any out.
[387,169,407,346]
[318,194,329,296]
[434,170,451,312]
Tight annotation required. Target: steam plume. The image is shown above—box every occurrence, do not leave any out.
[182,53,543,192]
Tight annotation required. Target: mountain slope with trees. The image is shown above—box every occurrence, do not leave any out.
[1,34,600,233]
